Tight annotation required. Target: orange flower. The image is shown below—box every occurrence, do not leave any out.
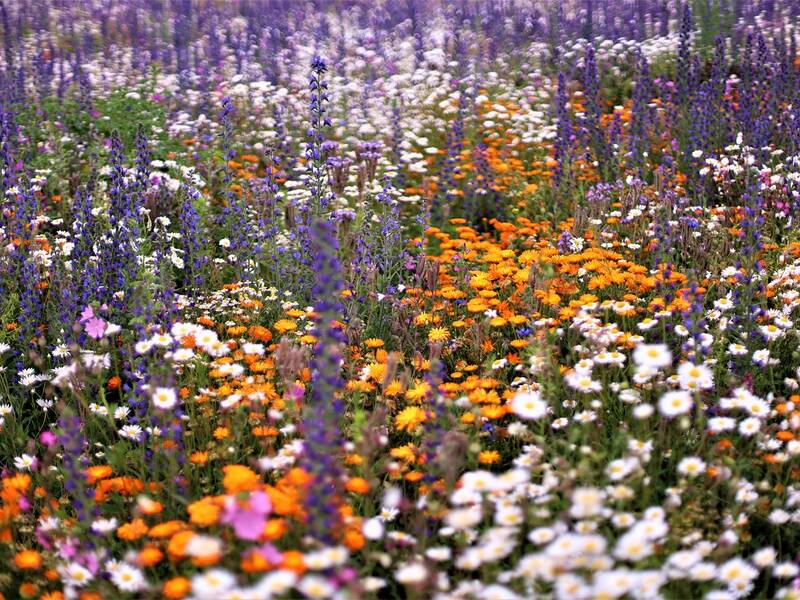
[343,529,365,550]
[4,473,31,493]
[163,577,191,599]
[285,467,312,487]
[478,450,501,464]
[345,477,370,495]
[94,476,144,502]
[85,465,113,485]
[189,451,209,465]
[137,496,163,515]
[222,465,260,494]
[167,530,195,560]
[107,375,121,390]
[148,520,187,539]
[188,497,221,526]
[281,550,306,574]
[137,546,164,567]
[117,519,148,541]
[14,550,42,570]
[241,550,272,573]
[266,486,300,517]
[263,518,288,541]
[249,325,272,342]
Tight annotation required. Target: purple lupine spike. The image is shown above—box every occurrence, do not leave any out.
[218,96,255,280]
[17,251,43,347]
[49,251,79,346]
[0,0,13,69]
[71,187,100,310]
[628,50,653,176]
[303,217,347,541]
[582,42,605,172]
[676,2,693,107]
[306,55,332,215]
[178,184,207,290]
[57,413,97,527]
[554,71,574,188]
[436,76,469,223]
[100,131,140,308]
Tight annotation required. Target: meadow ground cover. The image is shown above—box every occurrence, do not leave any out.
[3,0,800,598]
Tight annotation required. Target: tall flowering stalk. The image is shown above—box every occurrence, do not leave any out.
[731,183,767,335]
[707,35,728,150]
[289,56,332,297]
[178,184,207,290]
[306,56,331,216]
[102,132,141,309]
[554,71,574,190]
[303,218,347,541]
[18,252,43,347]
[434,80,467,222]
[57,412,96,527]
[676,2,693,108]
[218,96,255,280]
[48,251,79,346]
[629,50,652,176]
[71,187,99,309]
[582,43,605,174]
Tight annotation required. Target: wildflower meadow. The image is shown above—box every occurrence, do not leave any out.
[3,0,800,598]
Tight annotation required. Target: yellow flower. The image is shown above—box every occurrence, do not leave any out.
[467,298,488,313]
[390,444,417,462]
[395,407,427,433]
[383,380,404,397]
[414,312,433,326]
[405,381,431,402]
[364,362,386,382]
[273,319,297,334]
[428,327,450,343]
[489,316,507,327]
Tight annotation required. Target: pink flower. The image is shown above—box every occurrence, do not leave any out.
[249,542,282,564]
[79,306,95,323]
[221,491,272,541]
[56,537,79,559]
[85,317,107,340]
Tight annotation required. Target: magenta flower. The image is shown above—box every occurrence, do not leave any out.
[40,431,57,447]
[85,317,107,340]
[221,491,272,541]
